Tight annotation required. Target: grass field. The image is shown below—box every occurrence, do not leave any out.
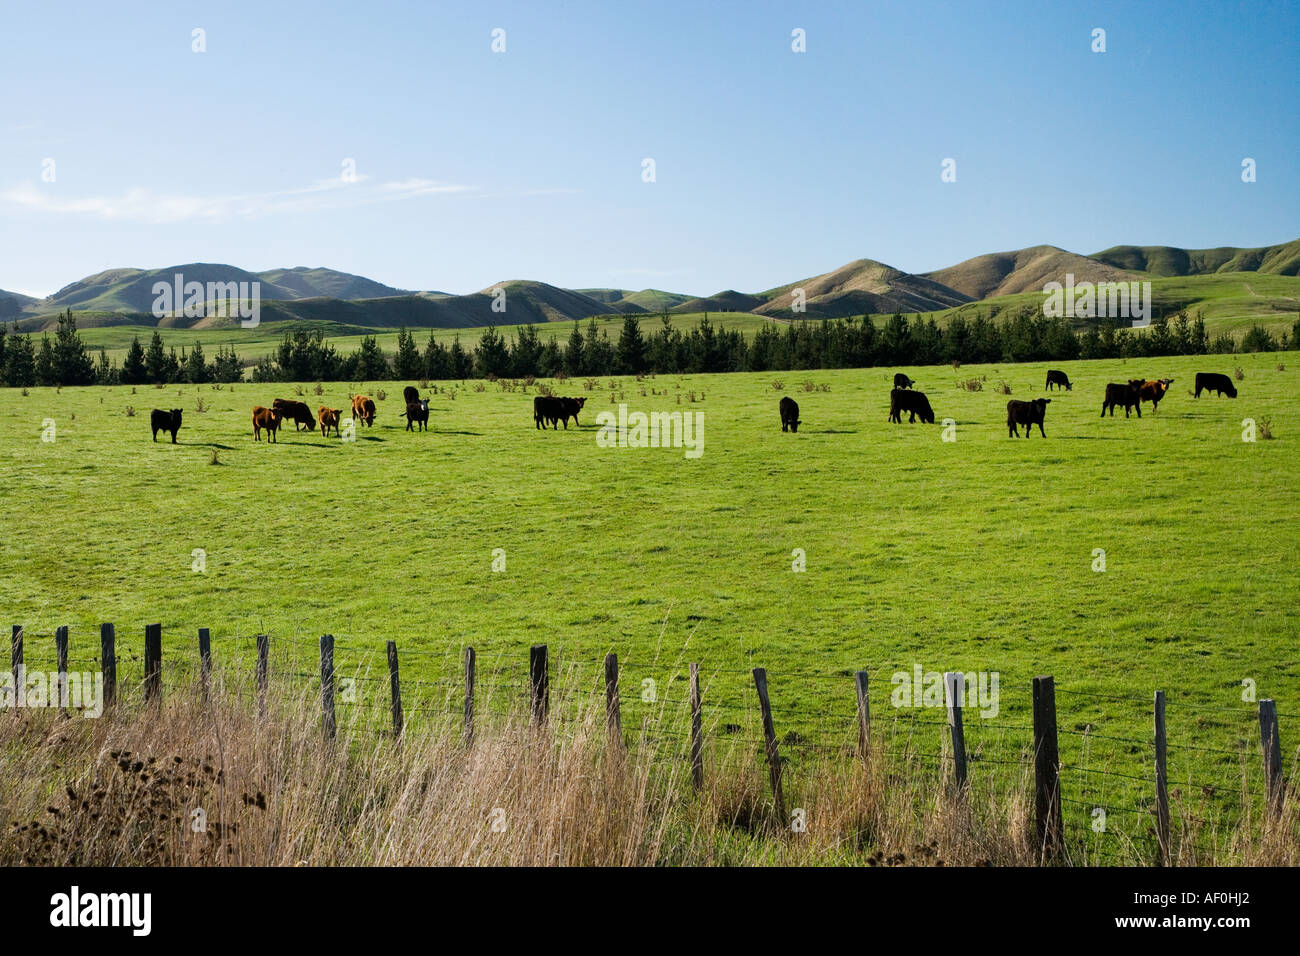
[2,352,1297,862]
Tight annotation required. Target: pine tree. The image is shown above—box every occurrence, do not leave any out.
[52,309,97,385]
[616,315,647,373]
[35,335,56,385]
[3,330,36,386]
[353,336,390,379]
[474,324,510,378]
[563,320,585,376]
[145,331,170,383]
[448,335,471,379]
[121,336,148,384]
[184,341,209,383]
[393,326,422,378]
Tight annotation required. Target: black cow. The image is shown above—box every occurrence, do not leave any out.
[150,408,182,443]
[1045,370,1072,391]
[272,398,316,431]
[534,395,561,429]
[893,373,915,389]
[889,388,934,424]
[403,385,420,406]
[779,396,801,432]
[1007,398,1051,438]
[404,398,430,431]
[1101,382,1142,418]
[1194,372,1237,398]
[558,396,586,428]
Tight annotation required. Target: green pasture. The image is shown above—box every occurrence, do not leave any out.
[1,351,1296,862]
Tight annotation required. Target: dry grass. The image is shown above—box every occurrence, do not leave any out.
[2,671,1295,867]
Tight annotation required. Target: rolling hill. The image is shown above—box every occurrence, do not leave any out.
[755,258,971,318]
[1090,239,1300,277]
[923,245,1139,300]
[253,266,411,300]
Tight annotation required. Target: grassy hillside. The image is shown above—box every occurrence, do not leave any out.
[1092,239,1300,278]
[757,259,971,318]
[886,272,1300,336]
[1,351,1295,862]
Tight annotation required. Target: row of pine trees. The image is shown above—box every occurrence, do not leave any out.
[2,308,1296,389]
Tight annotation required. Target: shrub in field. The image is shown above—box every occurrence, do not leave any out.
[314,383,324,396]
[996,381,1012,395]
[772,381,784,391]
[1234,367,1245,381]
[209,448,220,465]
[1260,417,1274,440]
[472,382,486,393]
[195,396,208,413]
[584,378,598,391]
[124,406,135,417]
[959,378,983,392]
[375,389,387,401]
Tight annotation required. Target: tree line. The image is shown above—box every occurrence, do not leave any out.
[2,308,1297,388]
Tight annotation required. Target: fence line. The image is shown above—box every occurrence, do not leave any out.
[4,621,1293,864]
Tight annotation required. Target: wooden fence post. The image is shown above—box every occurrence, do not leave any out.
[1259,699,1284,817]
[944,672,968,791]
[1154,690,1169,865]
[143,623,162,704]
[10,625,22,694]
[198,627,211,705]
[529,644,548,725]
[689,663,703,791]
[854,670,871,770]
[386,640,403,739]
[100,623,116,709]
[464,646,476,747]
[54,626,69,709]
[604,653,622,747]
[752,667,786,820]
[1032,675,1063,861]
[320,634,336,739]
[256,634,269,718]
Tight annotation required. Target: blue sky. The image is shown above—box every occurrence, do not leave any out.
[2,0,1297,298]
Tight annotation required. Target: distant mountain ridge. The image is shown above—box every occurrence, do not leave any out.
[8,237,1297,331]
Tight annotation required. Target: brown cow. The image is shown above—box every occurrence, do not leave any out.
[252,406,282,442]
[319,406,341,437]
[351,394,376,427]
[1136,378,1173,413]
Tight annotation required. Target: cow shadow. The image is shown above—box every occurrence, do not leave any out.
[431,429,483,436]
[810,429,858,434]
[178,441,237,450]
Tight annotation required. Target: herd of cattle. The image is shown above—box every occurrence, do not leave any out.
[844,369,1240,439]
[146,370,1243,445]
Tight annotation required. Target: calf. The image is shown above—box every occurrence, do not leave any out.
[351,394,376,427]
[893,373,915,389]
[779,396,801,432]
[1101,382,1142,418]
[534,395,561,429]
[404,398,430,432]
[272,398,316,432]
[889,388,935,424]
[558,396,587,429]
[1194,372,1237,398]
[1045,370,1072,391]
[318,407,341,437]
[150,408,182,443]
[403,385,420,406]
[1007,398,1051,438]
[1137,378,1173,413]
[252,406,282,442]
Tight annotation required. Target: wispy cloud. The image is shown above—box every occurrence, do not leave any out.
[0,175,475,225]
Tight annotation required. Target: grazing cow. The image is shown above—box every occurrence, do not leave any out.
[888,388,935,424]
[150,408,182,443]
[1194,372,1237,398]
[403,385,420,406]
[404,398,430,432]
[318,407,341,437]
[533,395,561,429]
[272,398,316,432]
[351,394,376,427]
[558,396,587,429]
[1045,370,1072,391]
[252,406,282,442]
[893,373,915,389]
[779,396,801,432]
[1137,378,1173,413]
[1101,381,1142,418]
[1006,398,1052,438]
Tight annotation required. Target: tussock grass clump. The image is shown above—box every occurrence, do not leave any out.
[124,406,136,417]
[959,378,983,392]
[1235,367,1245,381]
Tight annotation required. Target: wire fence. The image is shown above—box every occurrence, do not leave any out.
[5,622,1290,865]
